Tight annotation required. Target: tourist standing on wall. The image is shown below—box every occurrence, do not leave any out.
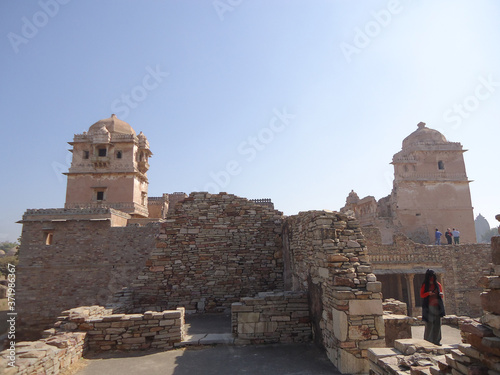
[434,229,442,245]
[452,228,460,244]
[420,269,445,345]
[445,228,453,245]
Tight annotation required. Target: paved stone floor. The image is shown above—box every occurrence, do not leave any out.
[75,343,341,375]
[73,315,462,375]
[75,313,340,375]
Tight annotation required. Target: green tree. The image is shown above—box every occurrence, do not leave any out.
[0,256,18,277]
[0,241,18,253]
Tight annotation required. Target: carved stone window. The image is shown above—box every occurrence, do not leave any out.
[94,188,107,202]
[83,150,90,159]
[98,148,107,157]
[438,160,445,170]
[116,150,122,159]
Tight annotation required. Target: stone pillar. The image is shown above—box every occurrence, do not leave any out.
[405,274,416,316]
[396,274,403,302]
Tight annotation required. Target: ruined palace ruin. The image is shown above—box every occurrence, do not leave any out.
[342,122,476,245]
[10,116,494,374]
[341,122,490,319]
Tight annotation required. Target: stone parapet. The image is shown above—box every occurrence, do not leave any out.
[22,207,131,221]
[231,291,311,345]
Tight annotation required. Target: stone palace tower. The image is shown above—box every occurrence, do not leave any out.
[390,122,476,243]
[342,122,476,244]
[64,114,152,217]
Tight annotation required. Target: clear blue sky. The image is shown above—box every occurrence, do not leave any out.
[1,0,499,242]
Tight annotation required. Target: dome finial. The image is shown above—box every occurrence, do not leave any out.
[417,122,426,129]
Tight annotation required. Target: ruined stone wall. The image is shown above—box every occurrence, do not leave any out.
[364,227,491,317]
[231,291,311,344]
[129,192,284,313]
[55,306,185,351]
[0,332,87,375]
[17,217,157,339]
[455,235,500,374]
[283,211,385,374]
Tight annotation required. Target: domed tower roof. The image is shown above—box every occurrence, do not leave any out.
[402,122,447,149]
[88,114,136,136]
[346,190,360,205]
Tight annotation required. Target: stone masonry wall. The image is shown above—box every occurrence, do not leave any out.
[0,305,184,374]
[231,291,311,344]
[0,332,87,375]
[283,211,385,375]
[17,216,158,339]
[54,306,185,351]
[130,192,284,313]
[453,233,500,375]
[364,227,491,317]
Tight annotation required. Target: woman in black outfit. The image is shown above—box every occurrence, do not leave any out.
[420,269,445,345]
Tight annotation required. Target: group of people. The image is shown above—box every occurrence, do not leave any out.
[434,228,460,245]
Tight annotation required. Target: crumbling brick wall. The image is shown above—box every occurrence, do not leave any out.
[129,192,284,313]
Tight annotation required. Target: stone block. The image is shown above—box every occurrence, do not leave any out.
[349,299,383,316]
[482,313,500,330]
[333,290,355,300]
[332,308,348,341]
[366,281,382,292]
[347,240,361,248]
[231,303,254,312]
[460,320,494,338]
[159,319,175,326]
[270,315,290,322]
[367,347,401,363]
[238,312,260,323]
[337,348,369,374]
[482,336,500,349]
[492,236,500,265]
[318,267,329,278]
[122,337,146,344]
[477,276,500,289]
[102,314,126,322]
[384,314,412,347]
[480,290,500,315]
[238,323,256,334]
[358,339,386,349]
[457,343,483,361]
[395,339,437,355]
[349,325,372,340]
[328,255,349,263]
[105,328,126,335]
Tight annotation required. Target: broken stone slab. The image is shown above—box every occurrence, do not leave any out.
[395,339,438,355]
[368,347,402,363]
